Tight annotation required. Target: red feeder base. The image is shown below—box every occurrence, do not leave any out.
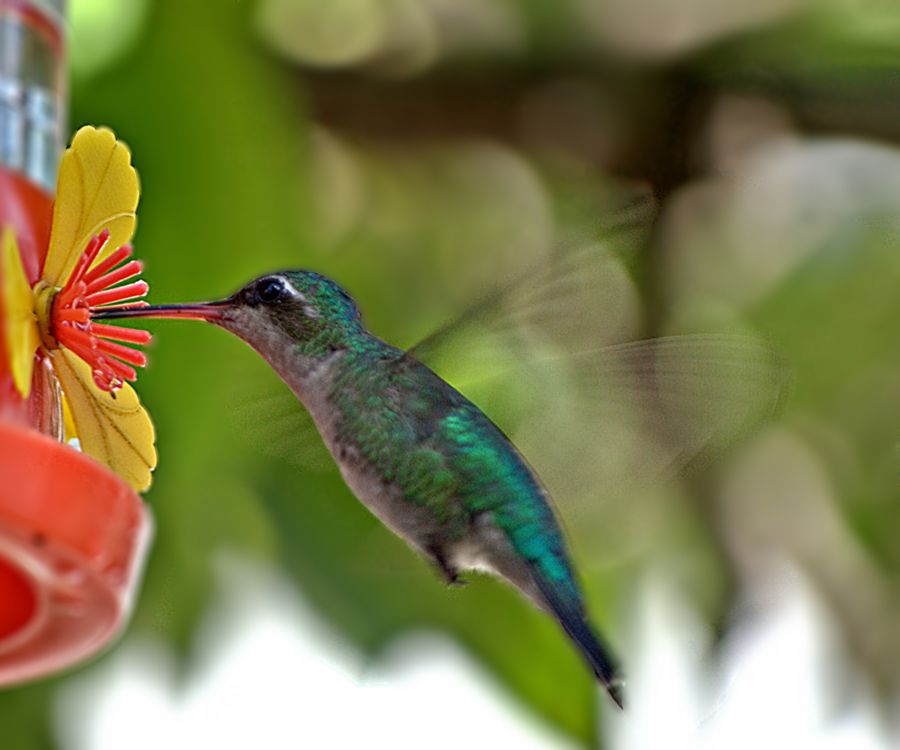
[0,420,151,686]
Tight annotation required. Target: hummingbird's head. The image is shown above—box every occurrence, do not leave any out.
[217,270,366,359]
[93,270,365,365]
[227,271,363,343]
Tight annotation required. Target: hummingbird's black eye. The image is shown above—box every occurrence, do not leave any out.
[256,277,287,303]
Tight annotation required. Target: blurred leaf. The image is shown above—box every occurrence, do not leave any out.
[0,680,57,750]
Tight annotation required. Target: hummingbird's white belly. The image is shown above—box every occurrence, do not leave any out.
[287,365,441,552]
[332,443,437,548]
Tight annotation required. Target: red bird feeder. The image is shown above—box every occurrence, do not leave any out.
[0,0,151,686]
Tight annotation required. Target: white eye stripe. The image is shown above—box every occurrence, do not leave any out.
[279,278,306,302]
[277,277,319,317]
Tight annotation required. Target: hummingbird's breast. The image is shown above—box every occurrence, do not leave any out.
[277,345,468,552]
[270,338,578,605]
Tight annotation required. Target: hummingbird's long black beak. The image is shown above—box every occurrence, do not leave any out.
[92,299,232,322]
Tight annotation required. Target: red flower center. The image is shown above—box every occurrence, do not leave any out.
[50,230,152,392]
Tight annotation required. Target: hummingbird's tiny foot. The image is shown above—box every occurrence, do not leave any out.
[427,544,463,587]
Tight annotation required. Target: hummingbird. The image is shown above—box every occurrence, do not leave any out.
[95,270,625,708]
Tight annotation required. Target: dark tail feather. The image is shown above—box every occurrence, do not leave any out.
[533,573,625,709]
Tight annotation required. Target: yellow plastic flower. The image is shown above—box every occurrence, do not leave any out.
[1,126,157,492]
[2,229,40,395]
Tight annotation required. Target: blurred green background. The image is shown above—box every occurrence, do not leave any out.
[6,0,900,747]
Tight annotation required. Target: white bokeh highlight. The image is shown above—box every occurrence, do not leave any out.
[55,556,573,750]
[55,556,898,750]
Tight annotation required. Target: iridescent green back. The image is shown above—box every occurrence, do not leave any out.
[327,341,581,601]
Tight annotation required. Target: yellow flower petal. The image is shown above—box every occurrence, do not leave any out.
[42,126,139,288]
[1,228,40,397]
[50,348,157,491]
[61,393,78,443]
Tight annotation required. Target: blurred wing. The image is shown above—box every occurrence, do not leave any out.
[408,198,654,363]
[42,126,139,287]
[50,348,157,491]
[564,334,789,473]
[228,379,332,472]
[442,333,789,484]
[406,211,788,483]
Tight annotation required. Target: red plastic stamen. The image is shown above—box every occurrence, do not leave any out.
[89,323,152,345]
[81,246,132,285]
[85,280,150,308]
[49,231,152,392]
[84,259,143,295]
